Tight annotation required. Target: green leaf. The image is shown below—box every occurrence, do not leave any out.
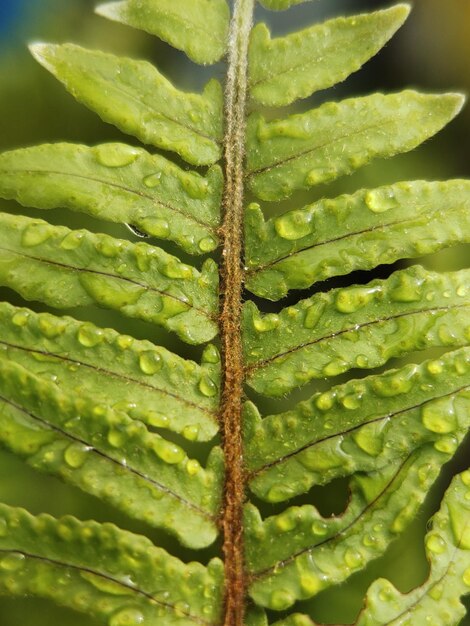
[258,0,316,10]
[0,143,222,255]
[246,91,464,201]
[249,5,410,107]
[247,446,453,609]
[246,347,470,501]
[0,358,223,548]
[355,469,470,625]
[273,468,470,625]
[0,504,224,624]
[0,212,218,345]
[245,180,470,299]
[244,266,470,396]
[0,302,220,442]
[30,43,223,166]
[96,0,230,65]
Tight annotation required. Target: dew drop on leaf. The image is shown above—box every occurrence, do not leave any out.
[64,443,91,469]
[109,608,145,626]
[0,553,25,571]
[425,533,446,554]
[198,236,217,252]
[199,374,218,398]
[21,223,54,247]
[139,351,162,375]
[143,172,162,188]
[78,324,105,348]
[274,210,312,240]
[95,144,140,168]
[365,188,398,212]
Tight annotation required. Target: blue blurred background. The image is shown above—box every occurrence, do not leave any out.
[0,1,468,625]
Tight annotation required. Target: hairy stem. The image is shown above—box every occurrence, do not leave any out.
[219,0,254,624]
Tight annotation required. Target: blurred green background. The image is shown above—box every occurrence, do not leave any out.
[0,0,469,624]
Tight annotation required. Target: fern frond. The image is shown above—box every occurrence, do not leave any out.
[30,43,223,165]
[0,143,222,254]
[247,447,452,609]
[0,358,223,547]
[249,5,409,107]
[0,1,468,625]
[0,504,224,624]
[247,92,463,201]
[96,0,230,65]
[272,468,470,625]
[245,180,470,298]
[244,266,469,395]
[0,212,218,344]
[246,347,470,501]
[0,302,220,441]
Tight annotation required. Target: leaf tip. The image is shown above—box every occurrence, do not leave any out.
[95,1,123,21]
[28,42,58,73]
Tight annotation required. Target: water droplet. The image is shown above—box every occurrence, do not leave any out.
[267,483,295,503]
[199,375,218,398]
[253,313,279,333]
[108,429,126,448]
[64,443,91,469]
[12,311,30,327]
[95,144,140,168]
[353,423,384,457]
[390,274,424,302]
[305,167,336,186]
[438,325,458,345]
[141,218,170,240]
[341,393,362,410]
[96,239,123,258]
[22,223,53,247]
[303,301,325,329]
[372,370,414,397]
[422,398,456,434]
[186,459,200,475]
[109,607,145,626]
[153,439,185,465]
[356,355,369,368]
[182,425,199,441]
[78,324,105,348]
[344,548,364,568]
[300,572,323,594]
[275,512,297,532]
[311,520,328,536]
[202,344,220,364]
[335,286,380,314]
[426,533,446,554]
[61,231,84,250]
[315,392,335,411]
[143,172,162,188]
[365,188,398,213]
[139,351,162,375]
[457,285,467,297]
[274,210,312,240]
[427,359,443,375]
[81,274,145,309]
[270,589,294,610]
[198,236,217,252]
[180,174,209,199]
[434,435,459,454]
[0,553,25,571]
[461,471,470,487]
[161,260,193,280]
[323,360,348,377]
[116,335,133,350]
